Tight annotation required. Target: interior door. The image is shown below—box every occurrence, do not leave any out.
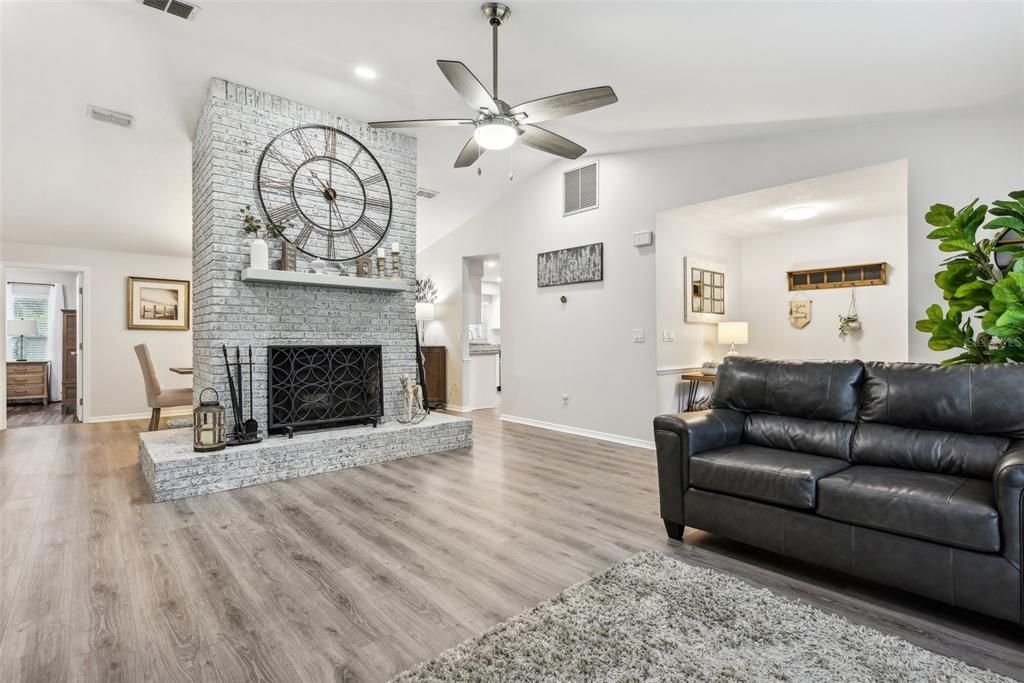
[75,272,84,423]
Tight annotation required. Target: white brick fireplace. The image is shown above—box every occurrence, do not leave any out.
[138,78,471,501]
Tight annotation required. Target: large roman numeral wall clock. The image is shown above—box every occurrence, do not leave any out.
[255,124,392,262]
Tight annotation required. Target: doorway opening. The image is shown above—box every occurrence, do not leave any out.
[461,254,502,411]
[3,264,87,429]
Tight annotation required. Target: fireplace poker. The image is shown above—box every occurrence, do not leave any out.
[244,346,258,436]
[222,345,243,434]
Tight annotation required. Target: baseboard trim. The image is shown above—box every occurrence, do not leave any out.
[87,407,193,424]
[444,404,472,413]
[500,414,655,450]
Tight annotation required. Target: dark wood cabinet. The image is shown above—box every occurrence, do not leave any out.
[421,346,447,409]
[61,309,77,415]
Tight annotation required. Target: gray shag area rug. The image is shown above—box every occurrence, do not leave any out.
[392,551,1010,682]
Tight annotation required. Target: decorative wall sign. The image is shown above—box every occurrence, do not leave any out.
[789,299,812,329]
[537,242,604,287]
[684,257,726,324]
[256,124,392,263]
[127,277,190,331]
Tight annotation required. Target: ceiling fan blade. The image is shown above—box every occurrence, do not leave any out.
[454,136,485,168]
[518,125,586,160]
[368,119,474,129]
[437,60,499,114]
[509,86,618,124]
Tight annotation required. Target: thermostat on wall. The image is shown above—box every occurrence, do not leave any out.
[633,230,653,247]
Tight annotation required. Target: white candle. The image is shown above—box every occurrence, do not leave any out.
[377,248,386,258]
[392,242,400,253]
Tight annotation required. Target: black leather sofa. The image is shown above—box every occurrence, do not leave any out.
[654,356,1024,624]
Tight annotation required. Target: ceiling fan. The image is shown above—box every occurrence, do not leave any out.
[368,3,618,168]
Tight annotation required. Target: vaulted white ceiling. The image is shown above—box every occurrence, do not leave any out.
[662,160,909,239]
[1,1,1021,256]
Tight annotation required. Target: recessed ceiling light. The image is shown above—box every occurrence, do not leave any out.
[495,277,502,283]
[782,205,818,221]
[354,66,377,80]
[485,261,496,267]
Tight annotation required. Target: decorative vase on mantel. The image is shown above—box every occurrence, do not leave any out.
[249,237,269,270]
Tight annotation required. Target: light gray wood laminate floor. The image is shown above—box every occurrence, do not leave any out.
[0,410,1021,681]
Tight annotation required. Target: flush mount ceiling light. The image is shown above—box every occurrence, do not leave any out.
[354,65,377,80]
[87,105,134,128]
[782,205,819,221]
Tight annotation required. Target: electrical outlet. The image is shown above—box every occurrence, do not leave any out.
[632,328,645,343]
[562,394,569,406]
[662,330,676,342]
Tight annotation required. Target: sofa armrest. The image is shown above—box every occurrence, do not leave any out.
[995,442,1024,570]
[653,409,745,532]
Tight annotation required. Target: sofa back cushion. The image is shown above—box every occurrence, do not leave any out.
[712,357,865,422]
[860,362,1024,437]
[852,423,1010,478]
[743,413,855,461]
[854,362,1024,477]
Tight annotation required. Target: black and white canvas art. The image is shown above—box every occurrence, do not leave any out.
[537,242,604,287]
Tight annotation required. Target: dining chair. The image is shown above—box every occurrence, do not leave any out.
[134,344,192,431]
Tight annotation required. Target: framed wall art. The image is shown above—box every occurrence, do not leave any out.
[684,257,726,324]
[537,242,604,287]
[127,277,191,331]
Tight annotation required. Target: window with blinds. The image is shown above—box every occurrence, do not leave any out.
[8,293,49,361]
[563,162,599,216]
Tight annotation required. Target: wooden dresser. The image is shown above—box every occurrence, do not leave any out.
[62,309,78,414]
[7,361,50,405]
[421,346,447,409]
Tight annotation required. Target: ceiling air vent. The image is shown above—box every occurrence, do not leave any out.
[139,0,201,20]
[563,161,598,216]
[416,187,440,200]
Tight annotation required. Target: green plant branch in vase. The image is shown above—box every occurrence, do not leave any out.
[915,190,1024,364]
[239,205,286,240]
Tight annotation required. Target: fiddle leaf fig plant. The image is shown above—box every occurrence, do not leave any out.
[916,191,1024,364]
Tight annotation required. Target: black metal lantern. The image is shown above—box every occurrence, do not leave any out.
[193,388,226,452]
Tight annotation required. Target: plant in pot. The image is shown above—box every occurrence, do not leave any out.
[915,190,1024,364]
[838,314,860,338]
[239,205,286,270]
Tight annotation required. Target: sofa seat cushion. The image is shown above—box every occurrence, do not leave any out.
[817,466,1000,552]
[690,445,851,509]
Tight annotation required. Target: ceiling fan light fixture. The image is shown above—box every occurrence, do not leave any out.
[474,118,517,150]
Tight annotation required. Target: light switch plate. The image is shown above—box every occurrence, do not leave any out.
[662,330,676,342]
[632,328,645,343]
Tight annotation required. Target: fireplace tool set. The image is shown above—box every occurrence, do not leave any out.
[221,345,262,446]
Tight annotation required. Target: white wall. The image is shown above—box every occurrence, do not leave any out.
[653,218,742,413]
[1,242,192,422]
[740,215,909,362]
[417,104,1023,444]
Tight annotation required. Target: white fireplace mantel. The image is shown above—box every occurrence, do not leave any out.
[240,268,413,292]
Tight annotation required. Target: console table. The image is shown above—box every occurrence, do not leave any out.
[679,371,716,412]
[7,361,50,405]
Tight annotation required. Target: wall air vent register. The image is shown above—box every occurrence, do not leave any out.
[563,162,598,216]
[139,0,201,20]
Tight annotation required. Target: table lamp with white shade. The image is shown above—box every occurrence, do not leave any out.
[718,321,748,356]
[415,302,435,344]
[7,319,39,362]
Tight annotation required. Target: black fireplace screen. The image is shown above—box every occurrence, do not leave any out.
[267,345,383,434]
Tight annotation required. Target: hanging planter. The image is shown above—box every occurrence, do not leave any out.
[839,291,862,338]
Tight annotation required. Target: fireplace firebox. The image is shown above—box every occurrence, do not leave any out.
[268,345,383,435]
